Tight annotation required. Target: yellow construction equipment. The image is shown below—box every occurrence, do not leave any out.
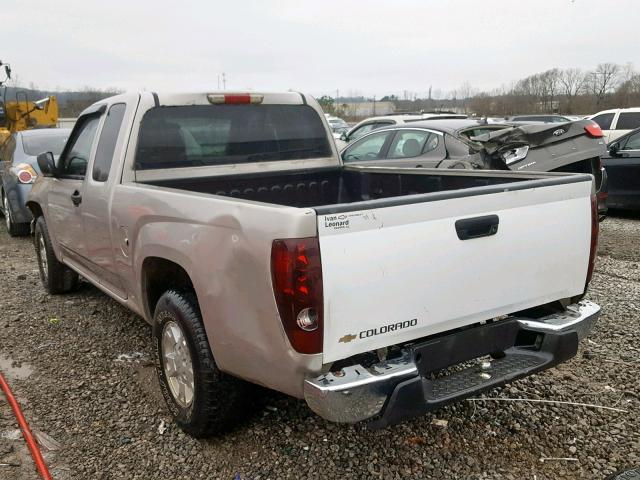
[0,60,59,145]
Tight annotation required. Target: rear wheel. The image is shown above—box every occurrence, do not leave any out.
[34,216,79,294]
[154,290,251,437]
[2,191,29,237]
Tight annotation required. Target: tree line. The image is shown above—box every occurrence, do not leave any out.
[319,63,640,119]
[466,63,640,116]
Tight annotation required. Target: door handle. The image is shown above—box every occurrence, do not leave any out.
[71,190,82,207]
[455,214,499,240]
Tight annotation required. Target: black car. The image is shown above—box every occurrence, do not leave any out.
[602,127,640,210]
[340,119,608,214]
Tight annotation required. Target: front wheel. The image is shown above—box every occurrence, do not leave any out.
[154,290,251,437]
[34,216,79,294]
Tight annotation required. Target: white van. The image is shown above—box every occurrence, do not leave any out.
[588,107,640,143]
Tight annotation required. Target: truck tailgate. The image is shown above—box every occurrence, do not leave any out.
[318,178,593,363]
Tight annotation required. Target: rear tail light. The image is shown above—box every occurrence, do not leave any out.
[15,163,37,184]
[207,93,264,105]
[271,237,323,354]
[584,122,603,138]
[586,194,599,285]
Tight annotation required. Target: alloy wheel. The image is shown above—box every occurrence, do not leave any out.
[162,320,195,408]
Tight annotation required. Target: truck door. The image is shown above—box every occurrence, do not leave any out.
[47,114,101,267]
[81,103,128,299]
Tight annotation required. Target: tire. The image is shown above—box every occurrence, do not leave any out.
[154,290,250,437]
[34,216,79,294]
[2,191,29,237]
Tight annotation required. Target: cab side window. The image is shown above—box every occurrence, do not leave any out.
[58,116,101,178]
[92,104,126,182]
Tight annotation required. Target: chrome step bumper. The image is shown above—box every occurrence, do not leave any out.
[304,301,600,425]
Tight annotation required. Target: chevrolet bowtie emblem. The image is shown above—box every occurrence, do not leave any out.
[338,334,357,343]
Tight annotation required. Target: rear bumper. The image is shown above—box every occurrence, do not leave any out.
[304,300,600,426]
[5,183,33,224]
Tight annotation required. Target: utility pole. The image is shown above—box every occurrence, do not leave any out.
[222,73,226,91]
[373,95,376,115]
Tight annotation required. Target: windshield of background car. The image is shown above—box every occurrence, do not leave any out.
[135,104,332,169]
[22,133,69,157]
[342,130,394,162]
[349,123,377,140]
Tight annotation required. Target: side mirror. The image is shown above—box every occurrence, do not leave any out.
[340,132,348,142]
[608,143,620,157]
[37,152,57,177]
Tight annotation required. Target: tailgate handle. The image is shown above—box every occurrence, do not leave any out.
[455,214,499,240]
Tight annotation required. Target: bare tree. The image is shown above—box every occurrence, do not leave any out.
[587,63,621,105]
[540,69,560,111]
[621,62,635,83]
[458,81,474,113]
[613,72,640,107]
[559,68,586,113]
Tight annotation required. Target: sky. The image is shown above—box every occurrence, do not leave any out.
[2,0,639,98]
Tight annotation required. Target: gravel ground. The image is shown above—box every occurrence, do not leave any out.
[0,213,639,480]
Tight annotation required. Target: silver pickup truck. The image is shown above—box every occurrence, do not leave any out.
[28,91,600,437]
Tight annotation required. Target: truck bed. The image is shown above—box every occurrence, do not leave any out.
[140,166,595,363]
[143,167,581,211]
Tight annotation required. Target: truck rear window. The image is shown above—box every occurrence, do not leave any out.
[135,104,332,170]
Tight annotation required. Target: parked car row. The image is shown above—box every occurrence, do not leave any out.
[588,107,640,143]
[335,112,468,150]
[339,118,609,215]
[330,106,640,212]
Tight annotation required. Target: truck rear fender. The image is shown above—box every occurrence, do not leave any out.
[140,256,196,327]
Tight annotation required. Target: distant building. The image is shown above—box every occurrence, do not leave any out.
[340,101,395,119]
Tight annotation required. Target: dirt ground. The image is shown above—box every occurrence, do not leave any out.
[0,212,639,480]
